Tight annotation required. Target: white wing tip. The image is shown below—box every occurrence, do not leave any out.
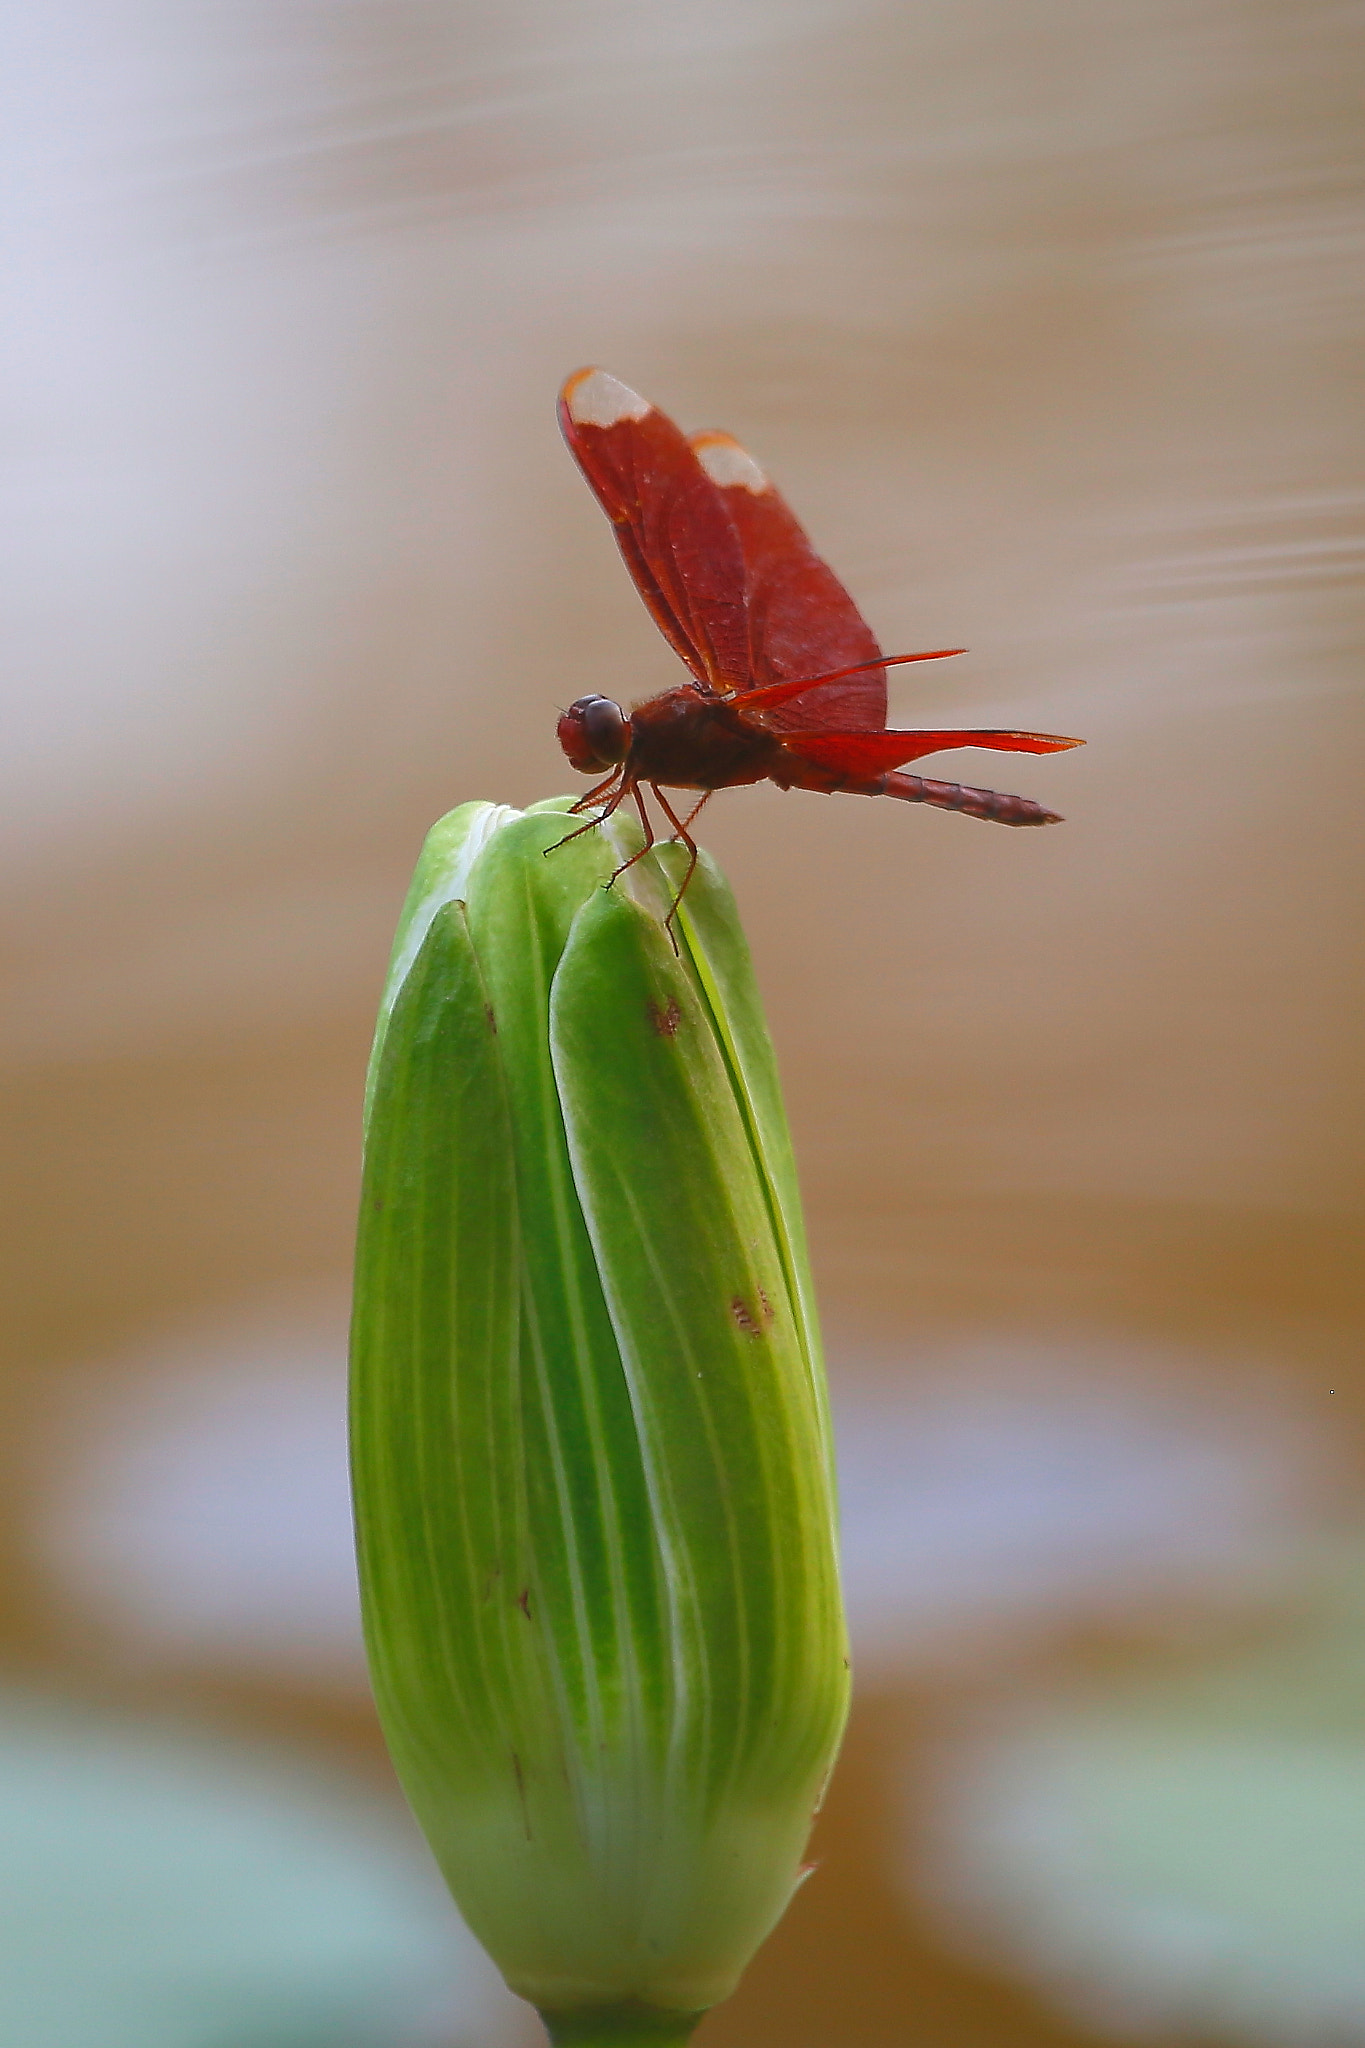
[692,431,770,495]
[563,368,652,429]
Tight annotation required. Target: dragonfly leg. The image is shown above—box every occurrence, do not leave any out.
[651,785,703,936]
[603,783,658,888]
[545,774,629,857]
[673,789,713,838]
[567,768,624,815]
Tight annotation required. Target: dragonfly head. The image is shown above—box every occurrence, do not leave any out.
[558,694,630,772]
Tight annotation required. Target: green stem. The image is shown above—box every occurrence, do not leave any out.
[538,2001,705,2047]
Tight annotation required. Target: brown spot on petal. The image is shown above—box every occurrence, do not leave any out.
[731,1295,765,1337]
[647,996,682,1036]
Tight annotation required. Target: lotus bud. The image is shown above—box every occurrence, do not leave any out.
[350,797,849,2047]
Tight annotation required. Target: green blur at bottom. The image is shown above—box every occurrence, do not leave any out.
[539,2000,704,2047]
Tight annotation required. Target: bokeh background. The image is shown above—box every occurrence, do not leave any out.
[3,1,1363,2042]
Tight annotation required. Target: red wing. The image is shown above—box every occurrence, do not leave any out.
[689,429,886,732]
[777,728,1083,775]
[559,369,751,693]
[730,646,964,719]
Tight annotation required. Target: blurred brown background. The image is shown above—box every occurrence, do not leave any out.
[2,1,1363,2043]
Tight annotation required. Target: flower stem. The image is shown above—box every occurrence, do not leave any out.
[539,2002,704,2047]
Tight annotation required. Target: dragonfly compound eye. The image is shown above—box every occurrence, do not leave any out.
[583,695,628,762]
[557,694,629,771]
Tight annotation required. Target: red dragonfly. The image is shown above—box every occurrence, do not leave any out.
[555,367,1080,920]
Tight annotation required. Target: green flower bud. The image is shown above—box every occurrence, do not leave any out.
[350,797,849,2047]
